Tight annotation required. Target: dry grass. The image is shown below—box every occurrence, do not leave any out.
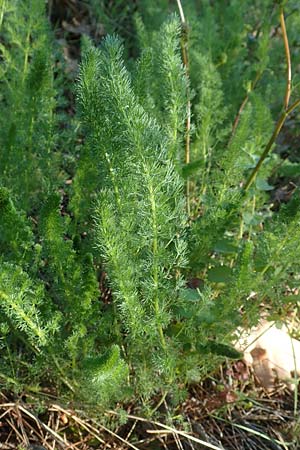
[1,366,299,450]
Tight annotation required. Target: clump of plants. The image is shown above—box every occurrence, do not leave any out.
[0,0,299,409]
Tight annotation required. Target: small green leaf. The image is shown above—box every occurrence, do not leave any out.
[207,266,232,283]
[179,288,200,302]
[181,159,204,179]
[197,341,242,359]
[282,295,300,304]
[172,305,194,319]
[206,341,243,359]
[214,239,238,254]
[243,212,261,226]
[255,178,274,191]
[278,162,300,177]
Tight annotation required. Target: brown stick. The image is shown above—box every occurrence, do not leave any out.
[243,5,300,192]
[176,0,191,216]
[280,6,292,110]
[229,72,262,145]
[230,6,291,145]
[244,98,300,191]
[176,0,186,25]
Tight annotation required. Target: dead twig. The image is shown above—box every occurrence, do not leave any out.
[229,71,262,145]
[176,0,191,216]
[280,6,291,110]
[244,5,300,191]
[50,404,105,446]
[107,409,225,450]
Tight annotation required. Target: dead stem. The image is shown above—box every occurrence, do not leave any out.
[176,0,191,216]
[230,5,290,145]
[18,404,67,448]
[51,404,106,446]
[244,96,300,192]
[280,7,291,110]
[107,409,224,450]
[244,5,300,192]
[229,71,262,145]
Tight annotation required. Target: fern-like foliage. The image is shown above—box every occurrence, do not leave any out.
[77,34,191,394]
[74,3,300,400]
[0,188,35,267]
[0,0,57,211]
[138,16,188,161]
[39,194,102,363]
[72,14,188,223]
[0,0,299,410]
[0,263,53,349]
[80,346,129,405]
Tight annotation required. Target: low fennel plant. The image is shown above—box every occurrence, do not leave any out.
[0,0,299,408]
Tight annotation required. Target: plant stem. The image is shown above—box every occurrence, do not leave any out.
[244,97,300,192]
[50,351,76,393]
[146,164,167,351]
[229,71,262,145]
[176,0,191,216]
[244,111,285,191]
[244,4,300,192]
[280,6,291,110]
[104,151,121,211]
[176,0,185,25]
[230,5,291,146]
[150,390,169,415]
[0,0,6,30]
[22,29,31,84]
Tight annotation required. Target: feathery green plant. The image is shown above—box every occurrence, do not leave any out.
[77,32,191,395]
[0,0,299,410]
[0,0,57,212]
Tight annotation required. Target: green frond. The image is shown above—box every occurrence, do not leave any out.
[0,263,49,348]
[0,0,299,410]
[76,36,189,390]
[0,187,34,266]
[0,0,57,211]
[80,345,129,405]
[154,15,188,160]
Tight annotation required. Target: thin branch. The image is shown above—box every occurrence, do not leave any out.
[176,0,186,25]
[280,7,291,110]
[230,5,291,145]
[51,405,106,446]
[176,0,191,216]
[229,71,262,145]
[243,5,300,192]
[18,404,67,448]
[271,7,299,37]
[107,410,224,450]
[287,97,300,116]
[244,97,300,191]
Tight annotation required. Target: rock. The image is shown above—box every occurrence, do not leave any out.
[235,321,300,390]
